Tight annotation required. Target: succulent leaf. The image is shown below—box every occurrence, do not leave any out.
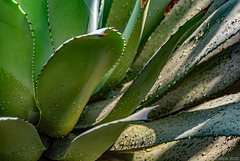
[1,0,239,160]
[98,8,208,124]
[91,0,150,100]
[36,28,124,137]
[105,136,240,161]
[142,0,240,107]
[45,106,156,161]
[0,117,45,161]
[144,32,240,117]
[127,0,214,80]
[48,0,99,49]
[139,0,171,48]
[76,95,122,129]
[0,0,38,123]
[105,0,136,32]
[98,0,113,28]
[122,0,142,41]
[14,0,54,82]
[112,92,240,151]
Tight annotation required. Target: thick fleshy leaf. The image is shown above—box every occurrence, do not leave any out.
[37,28,124,137]
[138,0,171,48]
[105,0,136,32]
[76,95,122,129]
[122,0,142,41]
[48,0,100,49]
[45,106,156,161]
[142,32,240,117]
[15,0,54,82]
[142,0,240,107]
[91,0,149,100]
[76,81,132,129]
[98,8,208,124]
[0,117,45,161]
[98,0,113,28]
[111,93,240,151]
[0,0,38,123]
[103,136,240,161]
[127,0,218,81]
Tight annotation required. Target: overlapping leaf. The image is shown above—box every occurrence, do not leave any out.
[103,136,240,161]
[127,0,214,80]
[48,0,100,49]
[98,7,208,124]
[0,0,38,123]
[105,0,136,32]
[45,107,156,161]
[0,117,45,161]
[112,93,240,151]
[143,32,240,117]
[14,0,54,82]
[91,0,149,100]
[37,28,124,137]
[142,0,240,108]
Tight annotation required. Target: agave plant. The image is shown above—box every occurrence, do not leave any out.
[1,0,240,160]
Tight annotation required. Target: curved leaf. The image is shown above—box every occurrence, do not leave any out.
[14,0,54,82]
[105,0,136,32]
[91,0,149,100]
[0,0,38,123]
[76,95,122,129]
[138,0,171,49]
[37,28,124,137]
[48,0,99,49]
[76,81,132,129]
[143,32,240,117]
[98,0,113,28]
[127,0,213,80]
[104,136,240,161]
[142,0,240,106]
[111,93,240,151]
[143,0,171,34]
[98,8,208,124]
[122,0,142,41]
[45,106,156,161]
[0,117,45,161]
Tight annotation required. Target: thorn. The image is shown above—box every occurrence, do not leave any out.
[16,3,21,6]
[202,1,214,13]
[163,0,179,16]
[98,33,108,37]
[140,0,148,9]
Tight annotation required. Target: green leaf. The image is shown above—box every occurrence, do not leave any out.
[14,0,54,82]
[48,0,97,49]
[0,117,45,161]
[98,0,113,28]
[45,106,156,161]
[76,95,122,129]
[0,0,38,123]
[105,136,240,161]
[138,0,171,48]
[111,93,240,151]
[36,28,124,137]
[98,7,208,124]
[142,0,240,107]
[84,0,100,33]
[143,32,240,117]
[105,0,136,32]
[127,0,213,81]
[122,0,142,41]
[91,0,150,100]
